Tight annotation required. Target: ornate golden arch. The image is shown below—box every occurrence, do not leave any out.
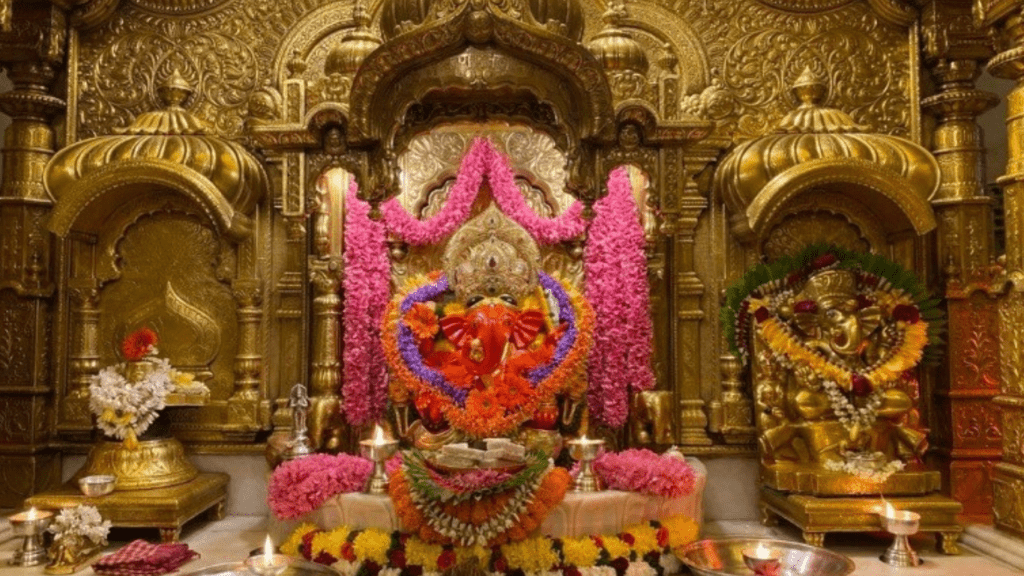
[746,159,937,240]
[47,160,252,241]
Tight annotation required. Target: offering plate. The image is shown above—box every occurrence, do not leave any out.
[677,538,854,576]
[183,560,339,576]
[424,455,526,474]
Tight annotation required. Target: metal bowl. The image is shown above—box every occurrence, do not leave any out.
[678,538,855,576]
[78,475,116,497]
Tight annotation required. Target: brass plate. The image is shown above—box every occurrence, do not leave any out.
[26,473,228,542]
[760,486,963,553]
[761,462,942,496]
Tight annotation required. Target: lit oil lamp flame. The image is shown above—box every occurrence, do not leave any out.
[372,424,386,445]
[754,542,770,558]
[883,500,896,519]
[263,535,273,564]
[26,507,38,521]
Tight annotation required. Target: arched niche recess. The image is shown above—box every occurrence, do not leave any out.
[42,75,270,442]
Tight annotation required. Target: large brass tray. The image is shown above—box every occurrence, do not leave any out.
[677,538,855,576]
[182,560,340,576]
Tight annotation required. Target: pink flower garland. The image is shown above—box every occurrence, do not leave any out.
[586,449,696,498]
[342,179,391,426]
[267,453,374,519]
[381,138,586,245]
[584,167,655,428]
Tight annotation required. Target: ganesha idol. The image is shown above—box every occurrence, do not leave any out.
[725,247,942,495]
[383,204,592,455]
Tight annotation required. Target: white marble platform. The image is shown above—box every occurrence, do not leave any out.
[3,515,1023,576]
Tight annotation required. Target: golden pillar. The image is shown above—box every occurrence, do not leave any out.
[228,279,263,427]
[670,147,711,446]
[63,284,100,430]
[922,55,1002,523]
[984,3,1024,536]
[0,60,64,505]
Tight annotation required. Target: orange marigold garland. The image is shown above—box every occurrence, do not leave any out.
[388,451,570,547]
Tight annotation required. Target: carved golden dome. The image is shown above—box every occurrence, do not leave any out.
[325,2,381,75]
[45,70,267,239]
[586,2,648,74]
[715,67,938,239]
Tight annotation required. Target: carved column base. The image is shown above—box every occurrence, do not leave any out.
[993,462,1024,536]
[678,399,712,446]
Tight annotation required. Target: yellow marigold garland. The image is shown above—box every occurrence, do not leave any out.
[352,530,391,565]
[758,316,928,389]
[279,515,700,574]
[280,523,318,557]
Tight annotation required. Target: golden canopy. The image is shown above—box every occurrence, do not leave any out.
[716,68,939,242]
[45,70,268,240]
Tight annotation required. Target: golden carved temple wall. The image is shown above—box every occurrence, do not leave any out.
[1,0,1023,533]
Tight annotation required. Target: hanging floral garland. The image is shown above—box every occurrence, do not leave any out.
[381,138,586,246]
[342,179,392,426]
[382,272,593,438]
[584,167,655,428]
[721,244,944,436]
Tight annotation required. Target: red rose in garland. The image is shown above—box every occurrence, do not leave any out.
[121,327,158,361]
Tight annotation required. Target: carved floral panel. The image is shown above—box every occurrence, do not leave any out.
[952,400,1003,450]
[949,296,1001,390]
[74,0,913,143]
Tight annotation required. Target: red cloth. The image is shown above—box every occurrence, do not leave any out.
[94,539,199,576]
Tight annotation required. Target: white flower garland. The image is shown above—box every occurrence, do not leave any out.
[49,505,111,545]
[88,358,176,440]
[820,378,882,431]
[824,455,905,483]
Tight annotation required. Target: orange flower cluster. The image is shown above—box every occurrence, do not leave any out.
[389,466,571,547]
[121,327,157,361]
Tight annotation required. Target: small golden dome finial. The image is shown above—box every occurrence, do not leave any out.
[791,66,826,107]
[325,0,382,76]
[158,68,193,108]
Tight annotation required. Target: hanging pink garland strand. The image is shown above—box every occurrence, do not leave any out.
[381,138,586,245]
[584,167,656,428]
[342,179,391,426]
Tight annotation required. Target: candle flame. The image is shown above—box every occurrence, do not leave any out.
[373,424,386,445]
[263,535,274,563]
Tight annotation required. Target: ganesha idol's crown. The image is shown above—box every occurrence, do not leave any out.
[799,268,857,308]
[443,204,540,304]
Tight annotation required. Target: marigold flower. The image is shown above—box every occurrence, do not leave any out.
[404,302,440,340]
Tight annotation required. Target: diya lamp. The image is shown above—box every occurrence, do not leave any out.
[879,501,922,567]
[567,434,604,492]
[8,506,54,566]
[360,424,398,495]
[741,542,784,576]
[244,535,291,576]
